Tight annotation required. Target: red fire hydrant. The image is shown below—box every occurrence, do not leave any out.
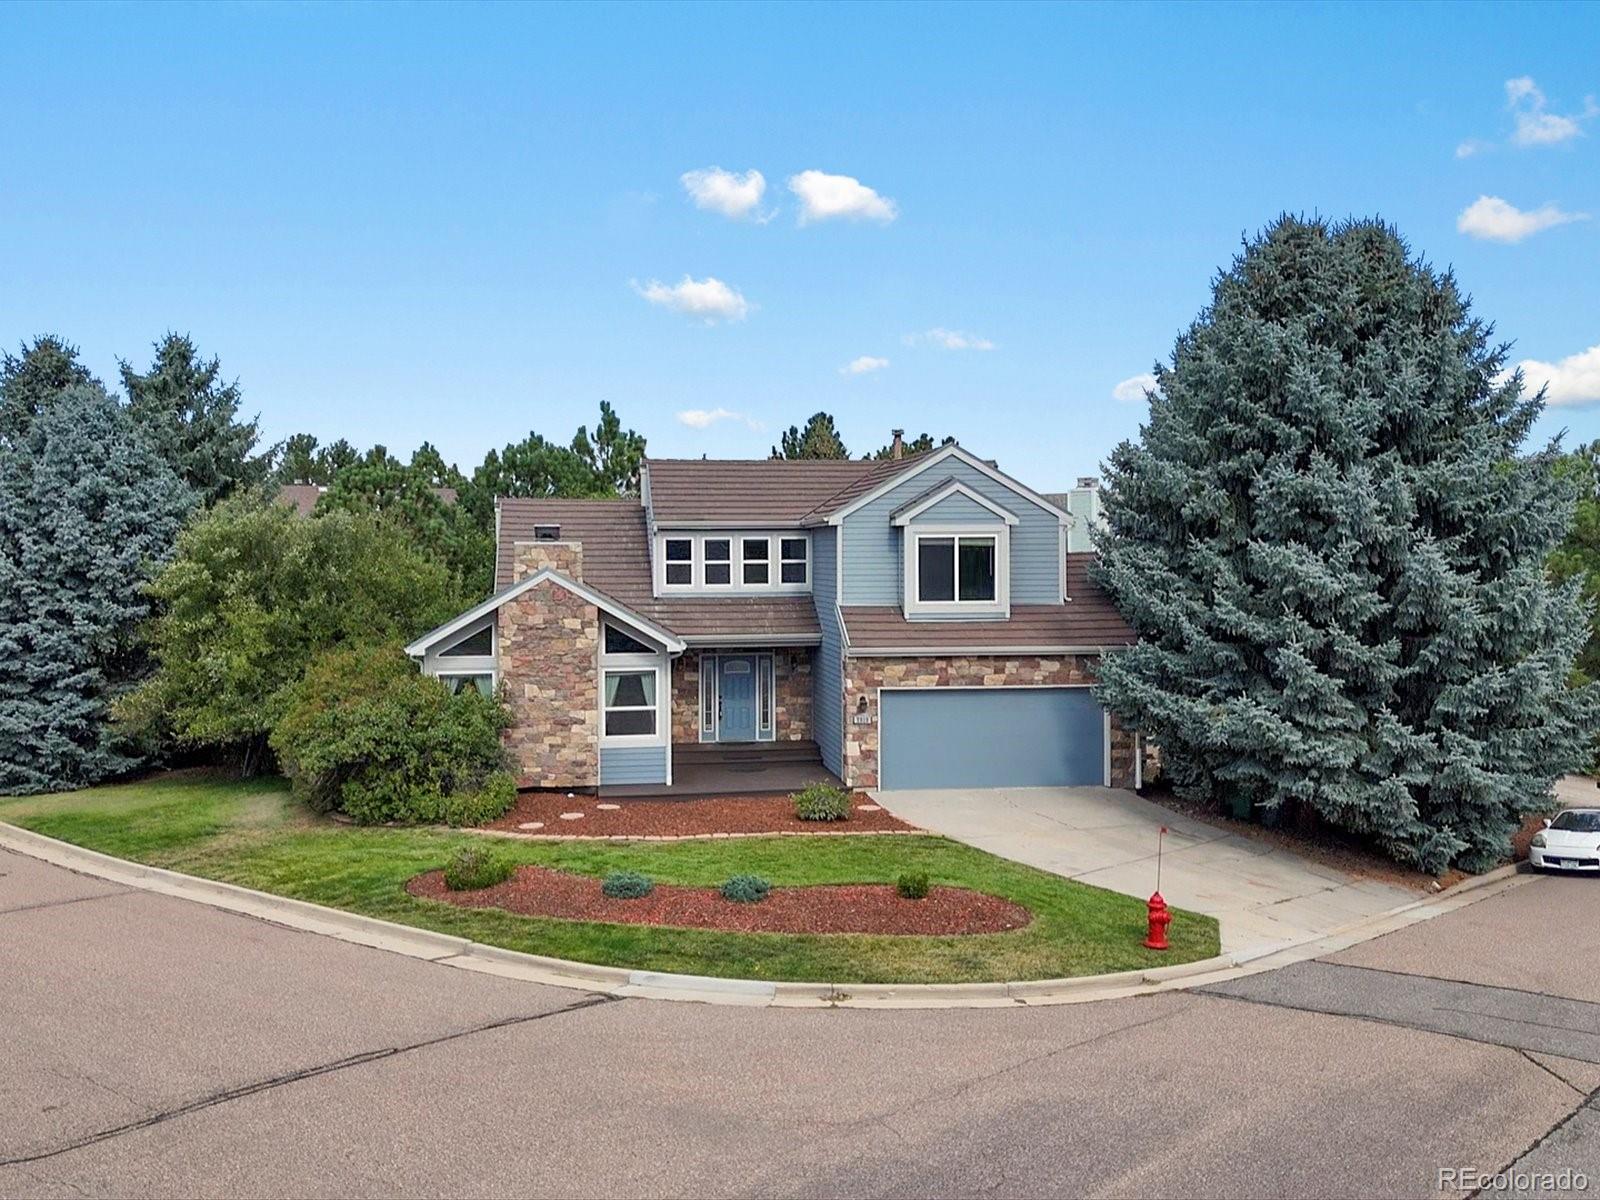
[1143,891,1171,951]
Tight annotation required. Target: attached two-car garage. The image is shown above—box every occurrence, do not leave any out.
[877,687,1109,791]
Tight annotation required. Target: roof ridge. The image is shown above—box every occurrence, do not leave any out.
[798,446,941,522]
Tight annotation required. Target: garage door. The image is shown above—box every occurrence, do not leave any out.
[878,687,1106,790]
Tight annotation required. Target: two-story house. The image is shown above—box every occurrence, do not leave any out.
[404,440,1138,795]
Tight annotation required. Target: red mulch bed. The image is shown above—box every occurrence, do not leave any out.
[407,866,1031,936]
[485,791,916,837]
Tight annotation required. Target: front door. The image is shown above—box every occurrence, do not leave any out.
[718,656,758,742]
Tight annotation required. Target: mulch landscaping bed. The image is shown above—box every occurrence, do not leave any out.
[485,791,916,837]
[407,866,1032,935]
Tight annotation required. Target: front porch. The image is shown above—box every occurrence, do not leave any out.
[600,739,841,800]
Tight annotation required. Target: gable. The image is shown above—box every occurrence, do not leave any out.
[839,456,1064,607]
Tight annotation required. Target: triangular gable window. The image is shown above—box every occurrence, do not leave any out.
[604,622,654,656]
[439,624,493,657]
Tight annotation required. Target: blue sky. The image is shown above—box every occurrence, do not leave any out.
[3,1,1598,488]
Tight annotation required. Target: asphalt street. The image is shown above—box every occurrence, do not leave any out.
[2,845,1597,1199]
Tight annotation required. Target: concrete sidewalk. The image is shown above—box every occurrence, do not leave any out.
[874,785,1417,953]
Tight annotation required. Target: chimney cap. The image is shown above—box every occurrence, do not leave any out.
[1075,476,1099,489]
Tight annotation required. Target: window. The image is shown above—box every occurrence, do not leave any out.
[439,673,493,698]
[439,625,492,657]
[958,538,997,601]
[604,622,653,655]
[703,538,732,586]
[918,537,956,601]
[741,537,770,585]
[603,670,656,737]
[779,537,808,585]
[700,655,716,735]
[664,538,693,586]
[910,531,1003,610]
[758,656,774,735]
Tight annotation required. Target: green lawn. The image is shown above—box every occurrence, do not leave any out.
[0,771,1219,984]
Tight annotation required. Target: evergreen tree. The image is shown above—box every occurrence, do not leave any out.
[459,433,611,528]
[773,412,849,459]
[1548,442,1600,686]
[867,431,952,460]
[1094,215,1597,871]
[0,368,193,793]
[571,400,646,494]
[121,333,266,505]
[0,335,93,448]
[319,446,492,596]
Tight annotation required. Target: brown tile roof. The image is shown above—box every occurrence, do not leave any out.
[643,452,935,527]
[840,555,1134,652]
[496,498,819,643]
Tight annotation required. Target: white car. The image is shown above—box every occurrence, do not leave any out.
[1530,808,1600,873]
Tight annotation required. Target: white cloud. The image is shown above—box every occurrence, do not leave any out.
[676,407,761,430]
[841,355,890,376]
[787,170,898,224]
[1112,373,1158,404]
[680,167,771,221]
[904,327,996,351]
[632,275,751,322]
[1456,195,1587,243]
[1455,138,1491,159]
[1506,75,1597,147]
[1519,342,1600,407]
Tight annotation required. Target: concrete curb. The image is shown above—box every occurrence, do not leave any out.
[0,821,1528,1010]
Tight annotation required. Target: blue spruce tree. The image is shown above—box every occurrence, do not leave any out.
[0,341,194,793]
[1094,217,1597,871]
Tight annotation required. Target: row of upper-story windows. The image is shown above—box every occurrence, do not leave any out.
[656,533,810,594]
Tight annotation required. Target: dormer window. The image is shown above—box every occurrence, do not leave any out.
[741,537,770,585]
[664,538,694,586]
[653,532,811,595]
[904,526,1009,617]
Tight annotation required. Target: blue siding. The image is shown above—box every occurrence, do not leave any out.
[600,745,668,785]
[841,458,1062,606]
[810,526,845,777]
[908,491,1009,524]
[879,688,1106,790]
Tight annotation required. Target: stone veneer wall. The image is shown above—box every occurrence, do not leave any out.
[511,540,583,583]
[498,560,600,788]
[670,649,815,743]
[841,654,1135,790]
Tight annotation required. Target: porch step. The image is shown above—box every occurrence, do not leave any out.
[675,739,823,767]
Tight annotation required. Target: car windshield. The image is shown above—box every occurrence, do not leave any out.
[1551,810,1600,833]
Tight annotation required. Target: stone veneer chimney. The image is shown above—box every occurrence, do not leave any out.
[512,540,583,583]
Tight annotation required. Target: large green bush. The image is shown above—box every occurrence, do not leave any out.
[269,644,513,825]
[122,494,462,773]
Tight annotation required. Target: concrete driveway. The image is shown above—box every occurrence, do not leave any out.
[873,786,1416,954]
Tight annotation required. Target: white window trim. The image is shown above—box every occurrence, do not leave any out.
[903,524,1010,618]
[599,626,668,747]
[778,536,810,587]
[701,536,735,591]
[662,536,696,590]
[422,616,497,687]
[652,531,812,596]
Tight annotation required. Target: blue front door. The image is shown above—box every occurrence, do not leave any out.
[718,656,758,742]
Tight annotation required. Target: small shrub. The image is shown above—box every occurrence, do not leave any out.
[720,874,772,903]
[601,870,655,900]
[896,871,930,900]
[423,772,518,828]
[443,844,514,892]
[793,782,852,822]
